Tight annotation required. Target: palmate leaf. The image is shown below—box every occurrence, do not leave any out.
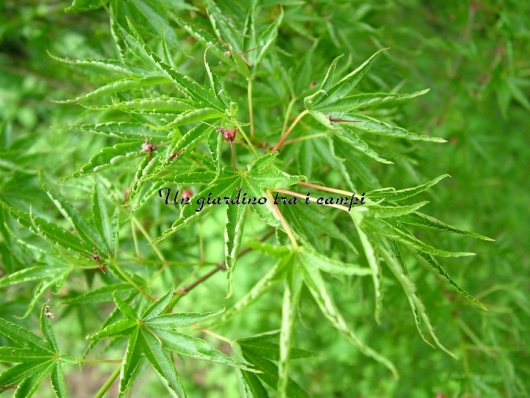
[301,260,398,378]
[235,334,311,398]
[0,305,75,397]
[333,125,394,164]
[366,174,450,202]
[65,0,108,12]
[280,199,358,253]
[0,261,71,319]
[278,261,303,396]
[351,211,384,323]
[41,181,109,258]
[65,141,143,180]
[47,51,150,76]
[82,97,196,115]
[313,89,430,113]
[361,201,430,219]
[0,199,91,254]
[204,0,243,54]
[53,75,169,104]
[417,252,487,311]
[304,49,387,109]
[209,251,292,327]
[91,183,115,256]
[378,240,457,358]
[225,201,247,296]
[153,154,302,243]
[400,211,494,241]
[341,117,445,143]
[143,41,225,110]
[169,14,235,68]
[58,122,168,140]
[376,220,475,257]
[87,288,255,397]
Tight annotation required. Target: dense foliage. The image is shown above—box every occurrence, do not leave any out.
[1,1,529,397]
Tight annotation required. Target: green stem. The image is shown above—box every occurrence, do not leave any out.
[132,217,167,264]
[283,133,327,146]
[232,118,259,158]
[267,190,298,250]
[282,97,297,133]
[112,260,155,301]
[248,78,255,140]
[94,365,121,398]
[271,109,309,152]
[77,359,122,364]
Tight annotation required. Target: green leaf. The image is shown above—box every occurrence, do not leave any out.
[0,360,54,395]
[236,332,314,361]
[169,14,234,66]
[119,327,144,396]
[319,49,387,104]
[47,51,144,75]
[140,329,186,398]
[40,304,59,353]
[142,286,175,321]
[50,363,67,398]
[352,215,384,323]
[313,89,430,112]
[54,76,169,104]
[0,313,70,397]
[204,51,232,108]
[302,262,398,378]
[155,329,254,371]
[239,349,309,398]
[113,293,140,320]
[158,123,216,173]
[378,221,475,257]
[58,122,168,139]
[0,199,92,254]
[298,246,371,276]
[362,201,429,219]
[145,43,224,109]
[211,254,291,327]
[42,182,108,256]
[225,200,247,296]
[278,263,303,397]
[341,117,446,142]
[251,8,284,71]
[0,265,65,288]
[205,0,243,54]
[418,252,487,311]
[400,212,494,241]
[149,108,225,131]
[0,318,51,352]
[366,174,451,202]
[65,0,108,12]
[87,318,137,340]
[378,242,457,358]
[66,141,143,180]
[92,183,114,255]
[144,309,224,330]
[60,284,133,305]
[154,173,240,242]
[334,125,394,164]
[83,97,196,114]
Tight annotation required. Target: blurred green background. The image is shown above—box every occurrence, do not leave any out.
[1,1,529,397]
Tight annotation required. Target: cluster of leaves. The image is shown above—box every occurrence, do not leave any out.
[3,0,528,397]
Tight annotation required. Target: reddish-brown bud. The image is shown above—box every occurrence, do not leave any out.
[217,127,236,142]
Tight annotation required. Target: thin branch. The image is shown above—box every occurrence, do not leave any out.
[271,109,309,152]
[298,181,354,196]
[175,261,227,296]
[267,190,298,249]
